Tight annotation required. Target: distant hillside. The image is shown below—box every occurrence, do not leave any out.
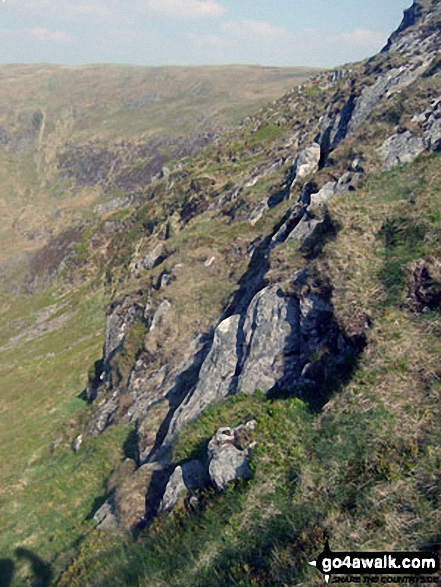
[0,64,316,275]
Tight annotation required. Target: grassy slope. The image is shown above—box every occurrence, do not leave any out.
[0,64,318,584]
[0,282,135,584]
[0,64,316,265]
[60,151,441,587]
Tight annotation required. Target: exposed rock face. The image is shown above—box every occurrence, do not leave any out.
[379,131,426,169]
[104,297,145,366]
[281,173,358,246]
[415,95,441,151]
[379,95,441,169]
[350,1,439,134]
[86,294,145,408]
[236,287,299,395]
[162,278,350,448]
[163,315,240,444]
[83,0,441,532]
[159,460,207,512]
[208,421,256,491]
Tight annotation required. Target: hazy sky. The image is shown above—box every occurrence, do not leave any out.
[0,0,412,67]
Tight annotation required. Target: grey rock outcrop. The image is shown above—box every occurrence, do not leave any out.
[85,295,146,405]
[104,297,145,364]
[84,0,441,534]
[236,286,299,395]
[310,181,338,207]
[159,460,207,512]
[282,172,359,245]
[378,131,425,169]
[350,5,439,135]
[158,421,256,515]
[161,279,346,448]
[163,315,240,444]
[414,95,441,152]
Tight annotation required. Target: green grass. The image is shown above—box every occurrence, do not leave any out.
[58,152,441,587]
[0,283,136,585]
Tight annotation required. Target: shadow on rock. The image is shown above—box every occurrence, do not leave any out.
[123,427,140,463]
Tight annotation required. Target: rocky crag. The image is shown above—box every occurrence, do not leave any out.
[60,0,441,532]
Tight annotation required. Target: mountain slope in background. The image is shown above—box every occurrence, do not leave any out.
[0,64,316,287]
[0,1,440,586]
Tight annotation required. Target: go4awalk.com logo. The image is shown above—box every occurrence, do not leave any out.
[309,541,440,584]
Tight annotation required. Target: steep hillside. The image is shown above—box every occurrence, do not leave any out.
[0,1,440,586]
[0,64,315,284]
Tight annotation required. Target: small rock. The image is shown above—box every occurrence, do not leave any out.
[204,256,216,267]
[351,156,364,172]
[150,299,171,331]
[141,243,167,271]
[159,460,207,512]
[412,112,427,123]
[72,434,83,453]
[207,421,256,491]
[309,181,337,207]
[160,273,174,288]
[94,499,119,531]
[133,244,170,277]
[336,172,354,193]
[293,143,321,179]
[249,198,269,225]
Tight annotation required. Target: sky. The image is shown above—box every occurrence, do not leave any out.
[0,0,413,68]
